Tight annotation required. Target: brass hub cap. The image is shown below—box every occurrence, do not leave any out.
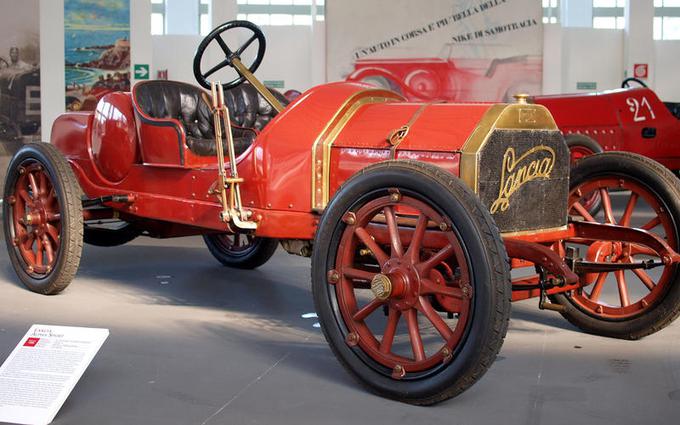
[371,274,392,300]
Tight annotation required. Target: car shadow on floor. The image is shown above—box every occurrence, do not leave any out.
[0,237,580,340]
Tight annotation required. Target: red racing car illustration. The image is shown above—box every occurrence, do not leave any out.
[347,53,542,102]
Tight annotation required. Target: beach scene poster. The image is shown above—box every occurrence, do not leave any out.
[64,0,130,111]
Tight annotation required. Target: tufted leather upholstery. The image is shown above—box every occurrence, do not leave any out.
[133,80,289,157]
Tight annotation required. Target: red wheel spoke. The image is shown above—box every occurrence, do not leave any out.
[380,308,401,354]
[589,272,608,302]
[45,224,60,245]
[355,227,389,266]
[47,187,57,206]
[615,270,630,307]
[383,206,404,258]
[22,232,36,250]
[406,214,427,263]
[420,243,455,274]
[42,236,55,264]
[27,173,40,199]
[405,309,425,361]
[46,212,61,223]
[35,238,43,266]
[353,298,384,321]
[600,188,615,224]
[421,279,463,303]
[572,202,596,222]
[631,267,656,291]
[342,267,375,282]
[641,216,661,231]
[619,192,638,226]
[417,297,454,341]
[17,189,33,206]
[37,172,48,196]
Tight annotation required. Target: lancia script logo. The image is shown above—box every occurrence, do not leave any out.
[490,146,555,214]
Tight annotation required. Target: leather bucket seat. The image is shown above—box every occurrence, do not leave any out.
[133,80,289,157]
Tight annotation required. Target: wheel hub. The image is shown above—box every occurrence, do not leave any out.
[370,274,392,300]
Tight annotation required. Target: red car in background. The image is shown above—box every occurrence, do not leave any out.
[534,78,680,171]
[347,53,542,103]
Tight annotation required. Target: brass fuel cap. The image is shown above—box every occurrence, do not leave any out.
[513,93,530,104]
[371,274,392,300]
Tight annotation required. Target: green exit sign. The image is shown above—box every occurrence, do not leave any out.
[264,80,285,89]
[134,64,150,80]
[577,81,597,90]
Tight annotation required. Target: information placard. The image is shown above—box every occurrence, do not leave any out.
[0,325,109,425]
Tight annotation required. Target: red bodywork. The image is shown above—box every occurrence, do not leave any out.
[535,87,680,170]
[52,82,490,240]
[49,79,679,304]
[347,56,542,103]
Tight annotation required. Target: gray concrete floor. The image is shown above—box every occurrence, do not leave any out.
[1,199,680,424]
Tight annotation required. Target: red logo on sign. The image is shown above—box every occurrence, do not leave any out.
[633,64,648,79]
[24,337,40,347]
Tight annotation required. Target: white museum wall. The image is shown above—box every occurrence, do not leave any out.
[655,40,680,101]
[152,24,319,93]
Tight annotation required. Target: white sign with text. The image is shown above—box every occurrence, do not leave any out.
[0,325,109,425]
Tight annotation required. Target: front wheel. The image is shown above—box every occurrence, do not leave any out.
[553,152,680,339]
[3,143,83,294]
[203,232,278,269]
[312,160,511,405]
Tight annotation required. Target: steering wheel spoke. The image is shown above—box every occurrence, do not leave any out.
[203,58,231,79]
[236,34,259,56]
[215,35,233,56]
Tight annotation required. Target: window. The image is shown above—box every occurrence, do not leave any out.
[200,0,211,35]
[236,0,325,26]
[542,0,559,24]
[151,0,212,35]
[654,0,680,40]
[151,0,165,35]
[593,0,625,29]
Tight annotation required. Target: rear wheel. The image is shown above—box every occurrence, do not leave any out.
[3,143,83,294]
[203,232,278,269]
[312,160,511,405]
[552,152,680,339]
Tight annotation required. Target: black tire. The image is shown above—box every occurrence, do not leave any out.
[565,134,603,160]
[312,160,511,405]
[83,222,139,247]
[3,143,83,295]
[552,152,680,339]
[203,233,278,269]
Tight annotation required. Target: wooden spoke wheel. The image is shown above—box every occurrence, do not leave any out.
[312,161,511,405]
[3,143,83,294]
[553,152,680,339]
[203,232,278,269]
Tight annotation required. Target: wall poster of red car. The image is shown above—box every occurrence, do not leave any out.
[327,0,543,103]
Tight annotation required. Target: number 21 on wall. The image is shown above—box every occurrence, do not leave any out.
[626,96,656,122]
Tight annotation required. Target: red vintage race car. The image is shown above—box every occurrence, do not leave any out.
[534,78,680,170]
[4,21,680,405]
